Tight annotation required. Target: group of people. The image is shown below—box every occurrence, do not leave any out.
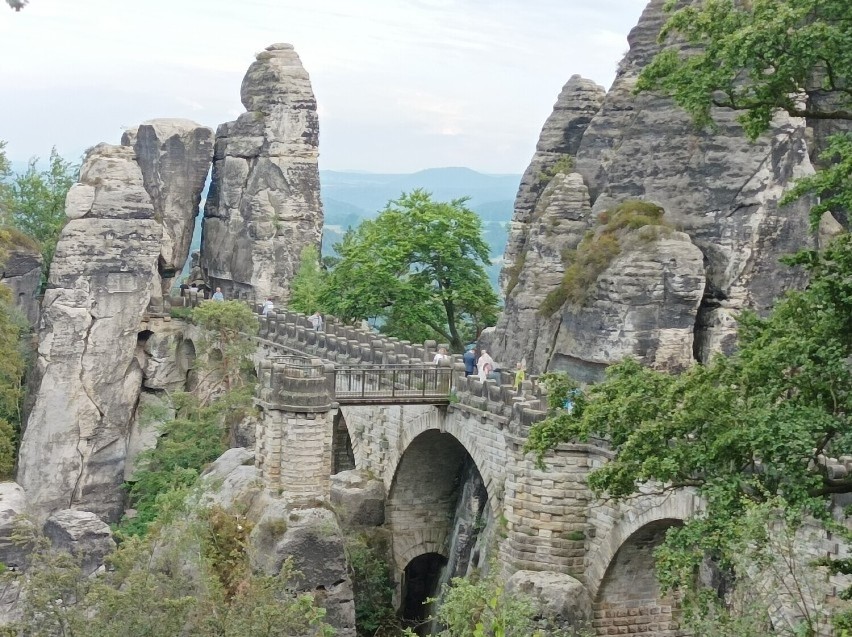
[462,345,495,382]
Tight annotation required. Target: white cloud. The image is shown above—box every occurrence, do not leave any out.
[0,0,648,172]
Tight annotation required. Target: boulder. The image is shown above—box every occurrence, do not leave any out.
[331,470,385,528]
[201,43,323,304]
[506,570,592,629]
[249,503,355,637]
[199,448,267,517]
[43,509,115,575]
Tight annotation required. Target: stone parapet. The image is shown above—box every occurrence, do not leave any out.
[257,308,550,427]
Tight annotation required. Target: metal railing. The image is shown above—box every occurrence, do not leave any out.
[333,365,452,402]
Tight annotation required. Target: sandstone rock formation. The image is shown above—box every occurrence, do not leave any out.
[201,43,323,304]
[331,470,385,528]
[43,509,116,575]
[250,503,355,637]
[492,0,814,374]
[122,119,213,309]
[0,236,42,326]
[506,570,592,630]
[19,125,211,523]
[0,483,32,570]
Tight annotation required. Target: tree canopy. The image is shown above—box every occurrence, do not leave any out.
[319,189,499,351]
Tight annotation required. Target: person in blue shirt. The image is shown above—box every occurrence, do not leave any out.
[462,344,477,376]
[212,287,224,301]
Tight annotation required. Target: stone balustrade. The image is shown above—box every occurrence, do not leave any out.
[255,308,550,428]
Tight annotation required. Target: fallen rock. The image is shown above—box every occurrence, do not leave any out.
[506,570,592,629]
[43,509,115,575]
[331,470,385,528]
[249,503,355,637]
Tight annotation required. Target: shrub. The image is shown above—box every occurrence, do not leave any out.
[346,532,400,637]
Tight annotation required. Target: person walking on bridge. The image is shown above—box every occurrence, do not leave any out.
[463,344,476,376]
[477,349,494,382]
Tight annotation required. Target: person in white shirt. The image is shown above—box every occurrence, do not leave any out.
[309,311,323,331]
[262,298,274,315]
[477,349,495,382]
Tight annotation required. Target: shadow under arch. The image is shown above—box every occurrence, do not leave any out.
[592,518,687,636]
[387,430,483,566]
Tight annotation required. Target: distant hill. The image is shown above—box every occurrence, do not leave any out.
[320,167,519,220]
[186,167,520,294]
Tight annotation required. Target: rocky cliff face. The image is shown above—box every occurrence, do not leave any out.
[0,238,42,326]
[491,0,814,375]
[122,119,213,308]
[201,43,323,303]
[18,120,211,523]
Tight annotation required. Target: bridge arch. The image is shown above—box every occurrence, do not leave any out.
[586,489,698,600]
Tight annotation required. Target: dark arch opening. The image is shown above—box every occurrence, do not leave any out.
[402,552,447,634]
[137,329,154,345]
[388,430,491,629]
[332,411,355,474]
[594,519,686,637]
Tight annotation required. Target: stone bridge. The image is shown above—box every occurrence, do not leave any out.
[253,309,699,636]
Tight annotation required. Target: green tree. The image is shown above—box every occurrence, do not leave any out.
[322,189,499,351]
[636,0,851,227]
[191,300,258,402]
[10,149,78,278]
[5,0,27,10]
[289,244,326,315]
[0,142,12,223]
[526,234,852,632]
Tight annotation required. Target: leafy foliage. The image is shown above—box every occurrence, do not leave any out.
[346,532,400,637]
[321,189,499,351]
[0,261,28,478]
[427,569,591,637]
[191,300,258,402]
[121,389,253,537]
[289,244,326,315]
[637,0,852,138]
[636,0,851,229]
[2,515,334,637]
[9,149,78,279]
[527,233,852,631]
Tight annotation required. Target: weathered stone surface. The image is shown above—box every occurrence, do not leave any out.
[488,173,595,371]
[139,322,195,392]
[124,392,174,481]
[506,570,592,629]
[0,483,32,569]
[249,503,355,637]
[122,119,213,308]
[549,228,706,380]
[201,43,323,304]
[331,470,385,528]
[501,75,605,293]
[17,143,162,523]
[198,448,268,518]
[493,0,814,372]
[43,509,116,575]
[0,240,42,326]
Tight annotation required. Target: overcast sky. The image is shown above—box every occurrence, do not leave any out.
[0,0,647,173]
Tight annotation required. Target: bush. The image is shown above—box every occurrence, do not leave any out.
[347,532,400,636]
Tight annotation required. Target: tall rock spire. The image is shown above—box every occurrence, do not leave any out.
[201,43,324,303]
[490,0,814,376]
